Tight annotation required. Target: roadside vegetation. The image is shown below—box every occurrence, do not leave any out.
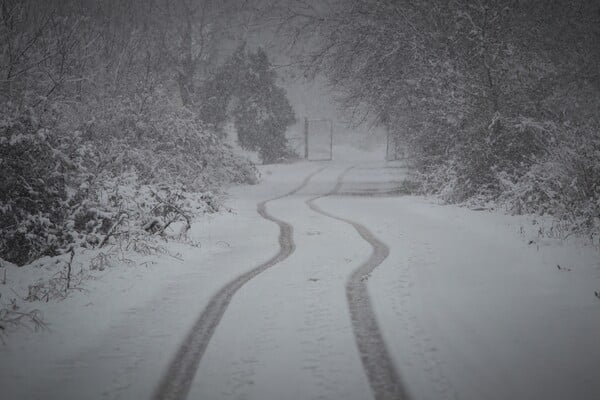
[283,0,600,240]
[0,0,300,268]
[0,0,297,335]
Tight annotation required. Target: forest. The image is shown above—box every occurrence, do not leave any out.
[2,0,599,264]
[285,0,600,238]
[0,0,300,266]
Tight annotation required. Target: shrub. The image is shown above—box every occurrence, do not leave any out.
[500,128,600,236]
[0,90,258,266]
[0,103,83,264]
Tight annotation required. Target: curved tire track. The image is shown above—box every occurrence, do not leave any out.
[153,167,326,400]
[307,167,410,400]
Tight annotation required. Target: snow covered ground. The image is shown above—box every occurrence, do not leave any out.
[1,148,599,400]
[324,180,600,400]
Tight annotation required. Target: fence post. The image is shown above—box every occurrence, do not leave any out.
[329,120,333,160]
[304,117,309,159]
[386,130,390,161]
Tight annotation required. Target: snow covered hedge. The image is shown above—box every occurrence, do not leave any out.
[0,1,263,266]
[413,116,600,238]
[1,102,81,265]
[0,93,257,266]
[498,128,600,236]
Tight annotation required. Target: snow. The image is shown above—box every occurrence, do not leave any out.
[0,163,320,399]
[1,152,599,400]
[189,166,373,400]
[322,168,600,400]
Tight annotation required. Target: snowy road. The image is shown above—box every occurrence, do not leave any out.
[187,164,390,400]
[161,165,409,400]
[182,160,600,400]
[307,167,409,400]
[153,167,326,400]
[2,158,599,400]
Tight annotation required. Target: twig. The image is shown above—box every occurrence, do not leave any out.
[99,213,127,248]
[3,309,47,331]
[150,190,192,234]
[166,252,184,261]
[158,214,181,235]
[66,248,75,290]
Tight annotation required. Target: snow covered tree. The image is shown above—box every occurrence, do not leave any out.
[282,0,600,235]
[233,47,296,163]
[0,0,261,265]
[200,46,297,163]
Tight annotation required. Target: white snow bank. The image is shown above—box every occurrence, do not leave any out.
[322,166,600,400]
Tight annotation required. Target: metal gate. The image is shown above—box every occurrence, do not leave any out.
[304,118,333,161]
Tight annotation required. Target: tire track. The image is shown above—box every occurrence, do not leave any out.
[306,166,410,400]
[153,166,326,400]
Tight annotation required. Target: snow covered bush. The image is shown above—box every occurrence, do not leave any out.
[0,103,90,265]
[80,90,258,190]
[500,128,600,236]
[0,89,257,266]
[448,115,554,202]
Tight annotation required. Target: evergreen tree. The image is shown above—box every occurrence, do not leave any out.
[200,46,297,163]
